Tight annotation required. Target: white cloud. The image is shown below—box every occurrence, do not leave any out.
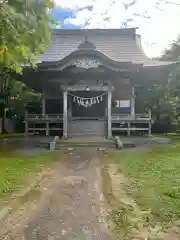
[54,0,93,9]
[54,0,180,58]
[70,0,126,28]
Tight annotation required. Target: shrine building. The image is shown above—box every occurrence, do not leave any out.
[23,28,175,138]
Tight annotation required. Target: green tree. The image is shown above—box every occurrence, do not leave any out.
[8,81,41,118]
[0,0,54,70]
[160,35,180,124]
[0,0,54,132]
[147,85,178,123]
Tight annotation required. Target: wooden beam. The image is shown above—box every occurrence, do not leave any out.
[63,91,68,139]
[108,90,112,138]
[112,127,149,131]
[44,96,63,99]
[62,85,109,92]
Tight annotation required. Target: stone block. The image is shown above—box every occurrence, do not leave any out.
[114,136,124,149]
[49,141,56,151]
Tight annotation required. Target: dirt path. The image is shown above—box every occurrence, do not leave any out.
[1,148,109,240]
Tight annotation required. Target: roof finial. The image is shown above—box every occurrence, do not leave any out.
[77,35,96,50]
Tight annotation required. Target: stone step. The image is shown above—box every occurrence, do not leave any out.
[53,137,137,150]
[68,120,106,138]
[55,138,115,149]
[55,144,115,149]
[55,143,115,148]
[55,143,135,149]
[69,134,106,138]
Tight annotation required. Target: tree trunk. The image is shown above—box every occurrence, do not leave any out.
[0,100,6,133]
[0,69,12,134]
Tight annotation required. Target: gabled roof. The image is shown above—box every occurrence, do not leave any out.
[39,28,176,68]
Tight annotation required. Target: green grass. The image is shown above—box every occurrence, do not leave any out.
[0,133,33,139]
[111,144,180,225]
[0,152,56,202]
[155,133,180,143]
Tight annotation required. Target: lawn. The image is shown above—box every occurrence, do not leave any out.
[0,133,33,139]
[110,144,180,226]
[155,133,180,143]
[0,152,56,203]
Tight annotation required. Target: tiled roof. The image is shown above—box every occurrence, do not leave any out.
[39,28,175,67]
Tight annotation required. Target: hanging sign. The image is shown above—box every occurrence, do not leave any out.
[119,100,130,108]
[116,100,130,108]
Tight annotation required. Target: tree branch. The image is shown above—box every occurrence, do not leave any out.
[165,1,180,5]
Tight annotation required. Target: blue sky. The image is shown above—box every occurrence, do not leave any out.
[52,0,180,58]
[50,8,81,28]
[50,6,93,28]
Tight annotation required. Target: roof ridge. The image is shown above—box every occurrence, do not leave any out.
[52,28,136,36]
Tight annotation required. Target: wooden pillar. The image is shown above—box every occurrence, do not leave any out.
[68,96,72,118]
[42,96,46,116]
[148,108,152,136]
[131,86,135,117]
[127,122,131,136]
[46,121,49,136]
[42,95,47,136]
[108,90,112,138]
[63,91,68,139]
[25,110,28,136]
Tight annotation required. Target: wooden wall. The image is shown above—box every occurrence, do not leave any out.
[112,78,132,114]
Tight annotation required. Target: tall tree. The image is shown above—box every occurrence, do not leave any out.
[156,31,180,129]
[0,0,54,70]
[147,85,178,123]
[161,37,180,61]
[0,0,54,132]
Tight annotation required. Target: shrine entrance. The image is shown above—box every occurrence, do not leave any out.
[67,91,108,138]
[62,85,112,139]
[70,91,107,119]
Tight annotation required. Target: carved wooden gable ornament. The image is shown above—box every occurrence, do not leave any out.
[72,59,101,69]
[72,38,101,69]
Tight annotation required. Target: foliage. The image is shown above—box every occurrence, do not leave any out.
[161,37,180,61]
[0,71,41,119]
[159,36,180,125]
[8,81,41,117]
[135,84,178,124]
[147,85,178,122]
[0,0,54,124]
[147,29,180,125]
[0,0,54,71]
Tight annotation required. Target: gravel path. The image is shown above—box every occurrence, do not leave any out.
[3,148,109,240]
